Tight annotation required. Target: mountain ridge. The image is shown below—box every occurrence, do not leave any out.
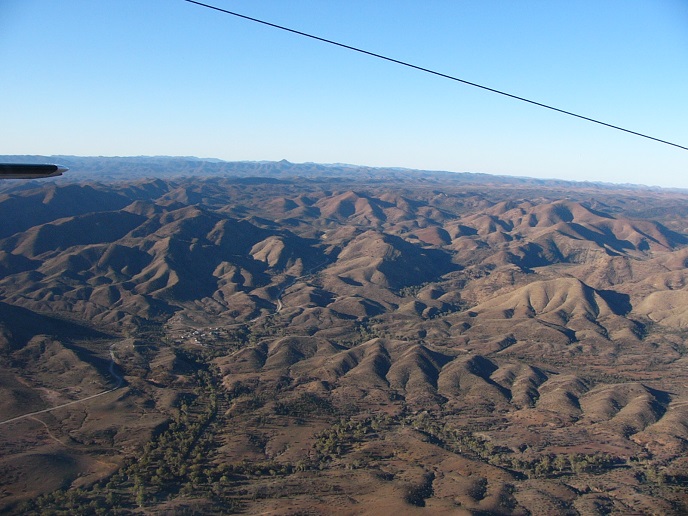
[2,155,685,192]
[1,170,688,513]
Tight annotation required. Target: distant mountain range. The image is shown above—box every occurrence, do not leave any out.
[0,155,677,191]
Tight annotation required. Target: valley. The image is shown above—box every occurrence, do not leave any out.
[1,159,687,514]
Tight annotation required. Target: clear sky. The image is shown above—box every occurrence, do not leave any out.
[2,0,687,188]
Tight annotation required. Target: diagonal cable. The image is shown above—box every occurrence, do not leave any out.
[184,0,687,152]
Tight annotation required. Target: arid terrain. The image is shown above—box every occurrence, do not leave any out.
[1,157,687,514]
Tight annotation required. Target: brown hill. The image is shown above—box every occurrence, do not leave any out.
[471,277,615,321]
[634,289,688,328]
[447,200,686,268]
[0,200,324,327]
[325,230,456,290]
[0,184,132,239]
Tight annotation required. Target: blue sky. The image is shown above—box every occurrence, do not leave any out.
[2,0,687,187]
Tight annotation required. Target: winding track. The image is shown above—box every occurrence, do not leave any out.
[0,344,124,426]
[275,257,330,313]
[0,256,332,426]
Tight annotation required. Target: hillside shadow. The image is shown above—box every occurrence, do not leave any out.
[0,302,113,350]
[598,290,632,316]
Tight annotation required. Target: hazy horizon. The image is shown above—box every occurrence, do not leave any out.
[2,153,686,192]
